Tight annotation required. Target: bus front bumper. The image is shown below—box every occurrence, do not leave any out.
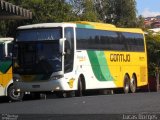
[14,80,73,92]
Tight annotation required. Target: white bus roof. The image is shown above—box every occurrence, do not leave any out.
[17,23,76,29]
[0,37,13,42]
[17,22,143,34]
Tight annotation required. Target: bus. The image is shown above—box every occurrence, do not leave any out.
[13,21,148,97]
[0,38,24,101]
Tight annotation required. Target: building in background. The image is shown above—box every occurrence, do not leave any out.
[0,0,32,20]
[144,15,160,28]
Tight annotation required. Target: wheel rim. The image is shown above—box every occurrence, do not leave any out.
[10,88,21,99]
[124,76,130,93]
[130,76,136,93]
[124,82,129,93]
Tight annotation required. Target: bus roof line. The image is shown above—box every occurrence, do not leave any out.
[17,21,144,34]
[74,21,144,34]
[74,21,116,28]
[17,23,76,29]
[0,38,13,41]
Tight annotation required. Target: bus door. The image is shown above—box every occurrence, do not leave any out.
[64,27,74,73]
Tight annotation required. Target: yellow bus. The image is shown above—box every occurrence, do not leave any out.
[0,38,24,101]
[13,21,148,97]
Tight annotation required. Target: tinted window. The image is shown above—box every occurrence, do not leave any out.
[14,41,62,74]
[76,28,144,52]
[121,32,144,51]
[16,28,62,41]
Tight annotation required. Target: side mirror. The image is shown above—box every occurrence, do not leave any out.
[59,38,66,55]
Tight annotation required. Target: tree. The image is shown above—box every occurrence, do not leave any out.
[112,0,137,27]
[94,0,110,22]
[81,0,98,21]
[19,0,75,23]
[68,0,98,21]
[136,15,145,28]
[94,0,137,27]
[145,31,160,76]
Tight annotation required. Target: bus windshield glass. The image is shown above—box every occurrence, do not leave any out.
[16,28,62,41]
[14,28,62,74]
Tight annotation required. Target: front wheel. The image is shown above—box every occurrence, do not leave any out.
[7,85,24,101]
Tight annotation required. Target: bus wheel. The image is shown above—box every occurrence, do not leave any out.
[7,85,24,101]
[123,75,130,94]
[75,77,83,97]
[55,91,66,98]
[130,74,137,93]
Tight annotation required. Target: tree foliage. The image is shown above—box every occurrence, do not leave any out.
[94,0,137,27]
[68,0,98,21]
[114,0,137,27]
[68,0,140,27]
[145,31,160,76]
[80,0,98,21]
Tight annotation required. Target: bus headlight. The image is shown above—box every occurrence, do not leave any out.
[51,75,63,80]
[13,74,22,82]
[13,77,21,82]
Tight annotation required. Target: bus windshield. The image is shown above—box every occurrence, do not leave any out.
[16,28,62,41]
[14,28,62,74]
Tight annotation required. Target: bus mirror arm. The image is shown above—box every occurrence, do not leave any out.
[59,38,66,56]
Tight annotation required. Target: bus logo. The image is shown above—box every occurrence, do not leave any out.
[68,78,75,88]
[110,54,130,62]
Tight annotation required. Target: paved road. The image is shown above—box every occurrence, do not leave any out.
[0,92,160,119]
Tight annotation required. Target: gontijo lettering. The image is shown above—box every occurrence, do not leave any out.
[110,54,130,62]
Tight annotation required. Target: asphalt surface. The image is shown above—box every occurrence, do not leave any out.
[0,92,160,120]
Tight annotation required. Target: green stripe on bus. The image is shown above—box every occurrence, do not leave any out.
[87,51,113,81]
[0,60,12,74]
[77,24,94,29]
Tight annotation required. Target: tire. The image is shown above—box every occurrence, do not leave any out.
[55,91,66,98]
[7,85,24,101]
[66,91,75,97]
[130,75,137,93]
[123,75,130,94]
[75,77,83,97]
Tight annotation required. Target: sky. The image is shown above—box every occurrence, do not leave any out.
[136,0,160,17]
